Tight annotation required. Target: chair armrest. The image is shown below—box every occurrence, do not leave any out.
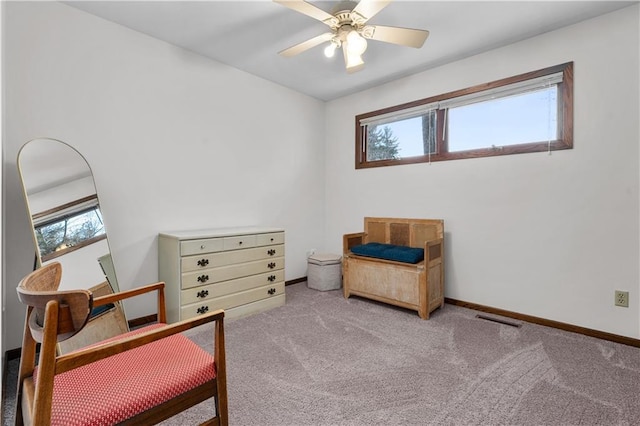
[55,309,224,375]
[93,282,167,323]
[93,282,165,306]
[343,232,366,254]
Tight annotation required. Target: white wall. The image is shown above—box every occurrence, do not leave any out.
[2,2,326,349]
[3,2,639,352]
[325,5,640,338]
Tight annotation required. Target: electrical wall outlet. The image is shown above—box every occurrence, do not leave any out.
[614,290,629,307]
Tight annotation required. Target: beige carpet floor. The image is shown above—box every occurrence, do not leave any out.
[168,282,640,425]
[4,282,640,425]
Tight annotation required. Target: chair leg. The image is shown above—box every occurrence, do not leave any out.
[31,301,61,426]
[15,307,39,426]
[214,319,228,426]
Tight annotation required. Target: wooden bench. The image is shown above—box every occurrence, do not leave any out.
[342,217,444,319]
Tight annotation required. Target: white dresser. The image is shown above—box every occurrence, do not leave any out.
[158,227,285,323]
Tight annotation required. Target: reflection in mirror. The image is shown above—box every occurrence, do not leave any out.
[17,138,128,352]
[33,194,105,261]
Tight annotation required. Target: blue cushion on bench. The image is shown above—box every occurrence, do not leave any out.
[350,243,424,264]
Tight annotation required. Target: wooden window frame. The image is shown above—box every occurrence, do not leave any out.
[355,62,573,169]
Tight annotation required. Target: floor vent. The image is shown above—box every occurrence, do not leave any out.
[476,314,522,328]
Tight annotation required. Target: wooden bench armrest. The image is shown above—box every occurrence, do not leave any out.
[55,309,224,375]
[425,238,443,266]
[343,232,366,254]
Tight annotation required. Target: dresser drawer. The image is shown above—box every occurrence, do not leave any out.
[223,235,256,251]
[181,245,284,273]
[180,270,284,305]
[181,257,284,289]
[180,238,223,256]
[181,282,285,320]
[256,232,285,246]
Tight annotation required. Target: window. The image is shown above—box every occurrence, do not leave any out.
[355,62,573,168]
[32,195,107,261]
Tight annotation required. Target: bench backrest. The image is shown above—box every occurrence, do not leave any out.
[364,217,444,248]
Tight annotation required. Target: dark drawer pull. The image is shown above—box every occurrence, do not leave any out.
[197,258,209,267]
[267,249,276,256]
[268,288,276,295]
[197,289,209,298]
[197,274,209,283]
[238,241,243,245]
[268,262,276,269]
[267,275,276,282]
[197,306,209,315]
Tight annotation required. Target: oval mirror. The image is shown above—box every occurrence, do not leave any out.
[17,138,129,352]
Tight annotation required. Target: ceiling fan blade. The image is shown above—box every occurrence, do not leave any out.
[273,0,338,26]
[279,32,334,57]
[352,0,392,23]
[364,25,429,48]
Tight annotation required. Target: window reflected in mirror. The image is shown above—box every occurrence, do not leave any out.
[32,194,106,261]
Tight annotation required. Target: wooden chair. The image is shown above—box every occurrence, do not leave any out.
[15,262,228,426]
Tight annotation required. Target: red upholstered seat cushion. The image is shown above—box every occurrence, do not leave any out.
[33,324,216,426]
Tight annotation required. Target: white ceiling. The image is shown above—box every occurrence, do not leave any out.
[65,0,636,101]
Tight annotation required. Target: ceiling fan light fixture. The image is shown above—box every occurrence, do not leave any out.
[345,50,364,69]
[324,41,338,58]
[346,30,367,55]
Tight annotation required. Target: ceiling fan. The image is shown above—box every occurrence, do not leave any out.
[274,0,430,73]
